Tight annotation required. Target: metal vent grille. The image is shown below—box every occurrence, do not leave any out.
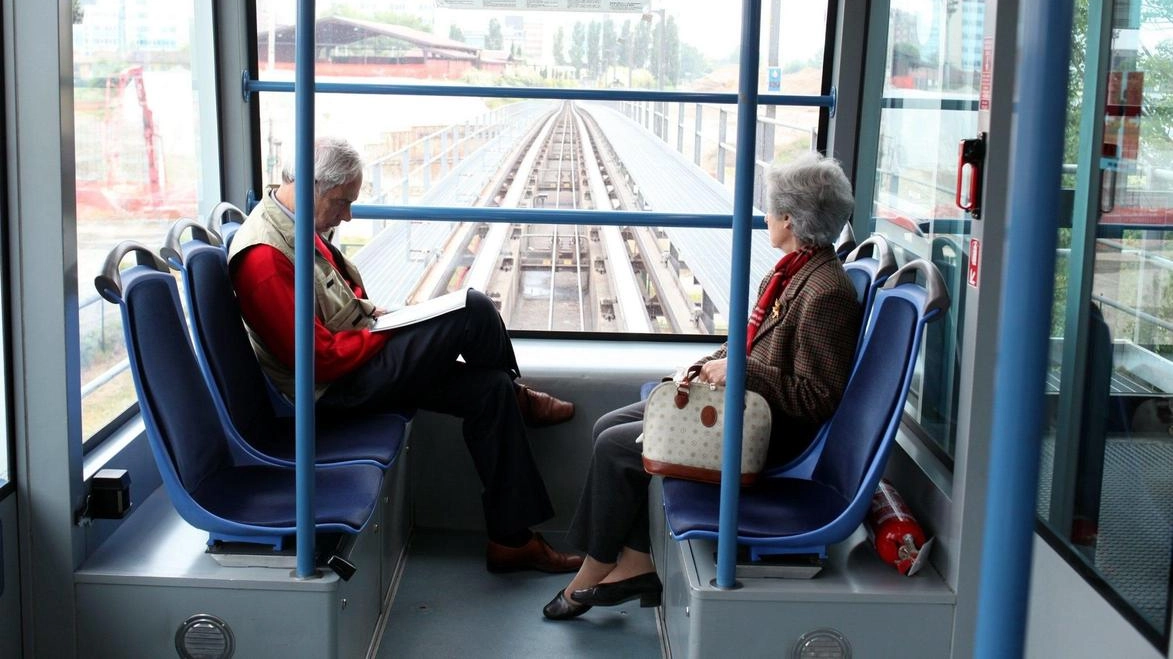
[793,627,851,659]
[175,614,234,659]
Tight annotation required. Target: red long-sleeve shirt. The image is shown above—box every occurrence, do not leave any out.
[231,235,388,383]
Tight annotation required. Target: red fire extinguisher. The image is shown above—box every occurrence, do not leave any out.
[866,478,933,576]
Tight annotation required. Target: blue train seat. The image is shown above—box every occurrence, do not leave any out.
[206,201,246,251]
[841,233,898,345]
[203,204,292,416]
[764,234,898,479]
[661,258,950,564]
[95,241,383,549]
[833,222,857,261]
[160,218,407,469]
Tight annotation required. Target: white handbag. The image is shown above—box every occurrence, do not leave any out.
[639,377,772,486]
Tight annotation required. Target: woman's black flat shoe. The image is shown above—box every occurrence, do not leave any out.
[570,572,662,608]
[543,589,591,620]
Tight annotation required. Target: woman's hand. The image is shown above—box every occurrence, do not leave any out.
[696,358,727,386]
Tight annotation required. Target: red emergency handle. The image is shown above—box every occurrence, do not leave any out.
[866,478,927,574]
[955,134,986,218]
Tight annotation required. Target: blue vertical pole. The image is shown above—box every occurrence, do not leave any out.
[294,0,317,579]
[716,0,762,589]
[975,0,1074,655]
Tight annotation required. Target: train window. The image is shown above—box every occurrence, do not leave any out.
[73,1,216,445]
[1038,2,1173,642]
[252,1,829,335]
[869,1,984,459]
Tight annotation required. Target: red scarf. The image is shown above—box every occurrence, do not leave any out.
[745,246,815,354]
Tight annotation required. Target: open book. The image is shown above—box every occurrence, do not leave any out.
[373,288,469,332]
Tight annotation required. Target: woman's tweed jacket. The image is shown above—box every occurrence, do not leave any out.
[696,245,861,465]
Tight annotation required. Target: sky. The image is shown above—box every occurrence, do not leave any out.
[260,0,829,64]
[666,0,828,61]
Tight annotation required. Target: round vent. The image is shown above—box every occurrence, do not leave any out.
[793,627,851,659]
[174,613,234,659]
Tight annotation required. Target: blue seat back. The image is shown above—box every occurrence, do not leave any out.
[813,258,949,502]
[842,264,871,307]
[96,242,233,496]
[164,218,409,469]
[162,218,282,444]
[842,234,898,341]
[922,236,966,437]
[207,201,246,251]
[765,235,897,478]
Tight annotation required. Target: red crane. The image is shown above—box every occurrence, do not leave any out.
[104,65,160,203]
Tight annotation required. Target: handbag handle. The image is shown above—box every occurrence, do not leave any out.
[674,364,710,409]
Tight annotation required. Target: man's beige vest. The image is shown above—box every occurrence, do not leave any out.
[227,191,377,400]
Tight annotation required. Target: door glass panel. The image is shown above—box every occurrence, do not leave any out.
[1040,0,1173,640]
[871,1,985,458]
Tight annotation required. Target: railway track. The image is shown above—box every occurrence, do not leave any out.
[413,101,703,334]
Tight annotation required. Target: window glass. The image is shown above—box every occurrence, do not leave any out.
[73,0,212,443]
[870,0,985,457]
[253,0,827,334]
[1037,0,1173,639]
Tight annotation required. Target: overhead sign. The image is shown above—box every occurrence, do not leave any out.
[767,67,781,92]
[436,0,649,10]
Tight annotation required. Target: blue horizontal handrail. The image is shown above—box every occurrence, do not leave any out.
[350,204,768,230]
[241,71,833,109]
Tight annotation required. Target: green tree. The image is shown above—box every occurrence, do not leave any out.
[618,20,632,70]
[553,26,566,66]
[587,21,601,78]
[1063,0,1089,175]
[1139,41,1173,154]
[449,25,465,42]
[570,22,586,75]
[634,19,651,69]
[678,43,708,82]
[601,19,617,79]
[651,20,664,84]
[664,16,680,86]
[486,18,504,49]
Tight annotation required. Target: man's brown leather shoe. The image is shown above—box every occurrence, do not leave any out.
[516,385,575,427]
[486,532,584,573]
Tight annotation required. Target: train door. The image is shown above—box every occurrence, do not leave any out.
[1037,0,1173,651]
[854,0,1172,654]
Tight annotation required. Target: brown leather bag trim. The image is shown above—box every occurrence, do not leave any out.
[642,457,757,487]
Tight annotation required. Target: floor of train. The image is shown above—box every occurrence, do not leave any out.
[375,529,664,658]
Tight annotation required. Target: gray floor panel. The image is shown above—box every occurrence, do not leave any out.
[1038,434,1173,630]
[377,529,662,658]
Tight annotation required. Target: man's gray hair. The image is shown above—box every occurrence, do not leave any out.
[764,151,854,247]
[280,136,364,198]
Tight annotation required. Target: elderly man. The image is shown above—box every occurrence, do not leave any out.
[228,136,580,573]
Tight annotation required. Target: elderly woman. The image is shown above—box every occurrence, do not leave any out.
[544,152,862,620]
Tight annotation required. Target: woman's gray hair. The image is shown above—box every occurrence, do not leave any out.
[764,151,854,247]
[280,136,364,197]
